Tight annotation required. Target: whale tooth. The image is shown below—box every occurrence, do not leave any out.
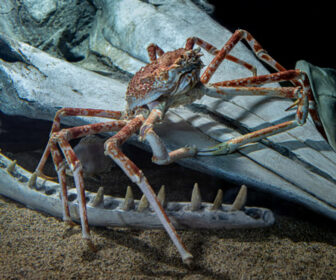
[122,186,135,211]
[28,172,37,188]
[137,194,149,212]
[157,185,166,208]
[191,182,201,211]
[230,185,247,211]
[211,189,223,210]
[7,160,17,174]
[89,186,104,207]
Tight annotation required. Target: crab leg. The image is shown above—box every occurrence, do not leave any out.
[36,108,123,177]
[200,70,311,155]
[206,70,304,99]
[206,86,301,98]
[208,70,309,111]
[208,66,321,138]
[45,120,127,247]
[147,43,165,62]
[139,106,197,165]
[211,70,303,88]
[57,138,91,239]
[104,115,193,264]
[200,29,302,87]
[185,37,257,76]
[49,142,71,224]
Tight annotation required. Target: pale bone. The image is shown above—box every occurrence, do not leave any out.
[122,186,135,211]
[6,160,17,174]
[0,0,336,222]
[231,185,248,211]
[157,185,166,208]
[191,183,202,211]
[28,172,38,188]
[89,186,104,208]
[0,153,275,229]
[211,189,223,211]
[137,195,149,212]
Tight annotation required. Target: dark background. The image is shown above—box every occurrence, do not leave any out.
[207,2,334,70]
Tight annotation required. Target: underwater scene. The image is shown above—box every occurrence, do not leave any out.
[1,1,336,279]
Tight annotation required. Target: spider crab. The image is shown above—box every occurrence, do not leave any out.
[34,29,323,264]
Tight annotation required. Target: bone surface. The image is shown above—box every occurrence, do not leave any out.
[0,153,274,229]
[89,186,104,208]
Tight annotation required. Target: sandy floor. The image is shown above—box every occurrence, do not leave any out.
[1,147,336,279]
[1,195,336,280]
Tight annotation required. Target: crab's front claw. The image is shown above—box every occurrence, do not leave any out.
[152,145,197,165]
[138,123,153,142]
[198,142,232,156]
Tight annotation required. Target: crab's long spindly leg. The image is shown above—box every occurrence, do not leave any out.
[49,142,72,224]
[185,36,257,76]
[104,115,193,264]
[36,108,123,178]
[200,70,311,155]
[47,120,128,245]
[200,29,302,88]
[147,43,165,62]
[210,70,302,88]
[139,107,197,165]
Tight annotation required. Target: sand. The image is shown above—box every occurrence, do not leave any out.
[1,147,336,279]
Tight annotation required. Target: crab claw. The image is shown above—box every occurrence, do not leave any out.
[285,98,301,111]
[138,123,153,141]
[198,142,232,156]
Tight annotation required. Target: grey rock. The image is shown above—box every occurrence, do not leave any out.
[0,0,95,62]
[71,135,115,177]
[22,0,57,23]
[0,34,126,122]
